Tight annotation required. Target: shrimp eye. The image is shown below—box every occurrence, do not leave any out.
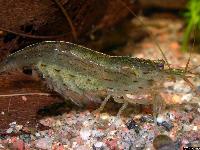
[154,59,165,70]
[23,66,32,75]
[158,63,164,70]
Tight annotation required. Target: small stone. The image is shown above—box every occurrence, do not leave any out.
[22,127,31,133]
[126,119,140,133]
[13,139,25,150]
[19,134,31,143]
[6,128,13,133]
[21,96,27,101]
[172,95,181,104]
[184,105,193,112]
[100,113,109,120]
[0,144,4,148]
[105,138,118,150]
[156,115,165,124]
[140,115,154,123]
[156,115,173,131]
[15,125,23,132]
[197,85,200,91]
[35,137,52,150]
[39,117,55,127]
[1,111,4,115]
[126,94,135,99]
[52,143,65,150]
[183,125,192,132]
[182,138,189,145]
[190,140,200,147]
[76,145,90,150]
[92,130,104,138]
[99,113,110,126]
[167,112,175,120]
[192,126,198,131]
[161,121,174,132]
[80,127,91,140]
[9,122,17,127]
[35,132,40,137]
[181,94,193,102]
[55,120,62,126]
[153,135,176,150]
[94,142,104,148]
[110,117,123,128]
[173,81,191,93]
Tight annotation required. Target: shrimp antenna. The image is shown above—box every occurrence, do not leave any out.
[53,0,77,40]
[183,26,200,95]
[118,0,171,70]
[184,26,196,73]
[118,0,200,96]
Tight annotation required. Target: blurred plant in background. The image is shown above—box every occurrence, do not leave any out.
[182,0,200,51]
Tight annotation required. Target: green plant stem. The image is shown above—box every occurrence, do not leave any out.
[182,21,194,51]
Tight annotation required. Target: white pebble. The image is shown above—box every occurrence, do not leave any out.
[15,125,23,132]
[21,96,27,101]
[183,125,192,132]
[92,130,104,138]
[9,122,16,126]
[35,132,40,137]
[173,81,191,93]
[181,93,193,102]
[35,137,52,150]
[80,128,91,140]
[168,113,175,120]
[126,94,135,99]
[94,142,104,148]
[55,120,62,126]
[193,126,198,131]
[182,139,189,145]
[156,115,165,124]
[6,128,13,134]
[100,113,109,120]
[1,112,4,115]
[0,144,4,148]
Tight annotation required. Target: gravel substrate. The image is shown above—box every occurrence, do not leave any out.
[0,83,200,150]
[0,16,200,150]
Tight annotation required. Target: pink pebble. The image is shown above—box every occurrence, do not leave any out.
[13,140,25,150]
